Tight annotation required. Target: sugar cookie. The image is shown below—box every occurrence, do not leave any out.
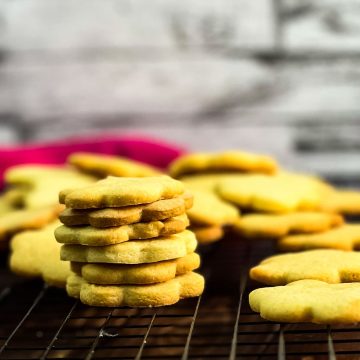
[187,189,239,226]
[59,176,184,209]
[234,212,343,239]
[250,280,360,324]
[169,151,277,178]
[250,249,360,285]
[9,221,71,288]
[59,192,193,227]
[5,165,95,208]
[60,230,197,264]
[67,271,204,307]
[278,224,360,251]
[70,252,200,285]
[55,214,189,246]
[68,152,161,177]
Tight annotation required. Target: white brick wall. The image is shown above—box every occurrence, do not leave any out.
[0,0,274,51]
[0,0,359,179]
[283,0,360,51]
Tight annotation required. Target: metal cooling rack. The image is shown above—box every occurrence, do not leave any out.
[1,234,360,360]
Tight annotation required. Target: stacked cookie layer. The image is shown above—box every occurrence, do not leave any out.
[55,176,204,307]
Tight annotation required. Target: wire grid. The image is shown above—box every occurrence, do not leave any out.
[2,236,360,359]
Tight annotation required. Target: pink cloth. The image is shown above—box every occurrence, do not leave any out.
[0,134,185,187]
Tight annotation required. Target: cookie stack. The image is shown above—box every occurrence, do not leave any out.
[168,150,278,243]
[171,155,345,243]
[55,176,204,307]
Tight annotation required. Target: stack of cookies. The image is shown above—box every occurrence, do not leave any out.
[168,150,278,243]
[169,152,355,245]
[55,175,204,307]
[168,151,360,324]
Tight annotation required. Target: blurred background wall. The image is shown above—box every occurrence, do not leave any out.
[0,0,360,181]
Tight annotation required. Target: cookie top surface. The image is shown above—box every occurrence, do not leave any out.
[60,229,197,264]
[59,175,184,209]
[250,249,360,285]
[250,280,360,324]
[191,225,224,244]
[0,205,62,242]
[5,165,79,183]
[67,271,204,307]
[169,151,277,178]
[278,224,360,251]
[234,212,343,239]
[181,173,239,192]
[55,214,189,246]
[186,189,239,226]
[320,189,360,215]
[9,221,71,288]
[5,165,95,208]
[68,152,161,177]
[217,173,325,213]
[59,192,193,227]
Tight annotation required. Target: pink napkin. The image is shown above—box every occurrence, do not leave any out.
[0,134,185,187]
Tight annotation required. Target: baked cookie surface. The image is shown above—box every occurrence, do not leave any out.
[60,176,184,209]
[60,229,197,264]
[320,189,360,215]
[250,280,360,324]
[59,192,193,227]
[70,252,200,285]
[217,173,325,213]
[67,271,205,307]
[68,152,161,177]
[181,173,238,192]
[250,249,360,285]
[191,225,224,244]
[9,221,71,288]
[278,224,360,251]
[55,214,189,246]
[169,151,277,178]
[5,165,95,208]
[187,189,239,226]
[0,205,62,243]
[234,212,343,239]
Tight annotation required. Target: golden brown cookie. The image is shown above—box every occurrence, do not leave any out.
[191,225,224,244]
[187,189,239,226]
[4,165,95,208]
[59,175,184,209]
[59,192,193,227]
[55,214,189,246]
[234,212,343,239]
[67,271,204,307]
[9,221,71,288]
[0,205,63,244]
[169,151,277,178]
[217,173,324,213]
[249,280,360,324]
[250,249,360,285]
[278,224,360,251]
[70,252,200,285]
[68,152,161,177]
[61,229,197,264]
